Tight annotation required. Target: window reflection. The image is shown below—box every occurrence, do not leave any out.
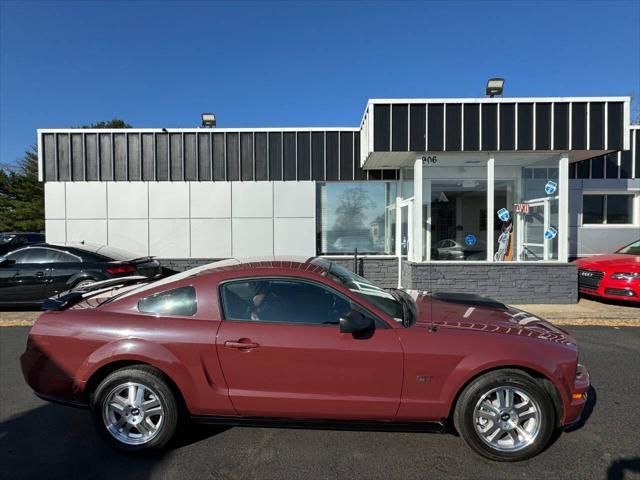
[317,182,397,255]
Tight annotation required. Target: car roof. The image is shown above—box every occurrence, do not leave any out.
[192,256,326,276]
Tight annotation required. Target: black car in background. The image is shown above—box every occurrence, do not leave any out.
[0,243,161,307]
[0,232,45,256]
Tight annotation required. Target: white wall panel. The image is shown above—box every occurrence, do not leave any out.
[149,182,189,218]
[191,219,232,257]
[45,220,66,243]
[44,183,66,219]
[232,182,273,218]
[232,218,273,257]
[274,218,316,256]
[107,182,148,219]
[149,219,190,257]
[273,182,316,217]
[190,182,231,218]
[66,219,107,245]
[107,219,149,256]
[65,182,107,219]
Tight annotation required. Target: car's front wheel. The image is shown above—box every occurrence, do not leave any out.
[453,369,556,461]
[91,366,179,452]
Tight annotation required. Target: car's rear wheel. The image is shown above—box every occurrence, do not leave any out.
[91,366,178,452]
[453,369,555,462]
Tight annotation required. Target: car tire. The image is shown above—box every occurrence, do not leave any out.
[90,366,179,452]
[453,369,556,462]
[73,278,97,289]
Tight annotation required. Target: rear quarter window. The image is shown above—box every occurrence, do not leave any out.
[137,286,197,316]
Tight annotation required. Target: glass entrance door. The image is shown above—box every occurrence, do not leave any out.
[517,196,557,260]
[396,199,413,287]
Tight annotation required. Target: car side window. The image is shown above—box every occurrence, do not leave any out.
[138,286,197,316]
[5,249,30,263]
[55,251,82,263]
[220,278,352,326]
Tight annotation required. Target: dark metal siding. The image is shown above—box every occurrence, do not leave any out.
[591,156,604,178]
[517,103,533,150]
[141,133,154,181]
[269,132,283,181]
[197,133,211,181]
[481,103,497,151]
[589,102,605,150]
[620,150,631,178]
[409,104,426,151]
[85,134,99,181]
[572,103,587,150]
[225,133,239,181]
[240,132,254,181]
[283,132,296,181]
[535,103,551,150]
[325,132,339,181]
[499,103,515,151]
[212,133,225,181]
[100,133,114,181]
[128,133,141,181]
[311,132,325,181]
[296,132,310,181]
[607,102,624,150]
[391,104,408,151]
[427,104,444,151]
[605,153,618,178]
[354,132,365,180]
[373,104,390,151]
[169,133,182,181]
[463,104,479,151]
[254,133,268,181]
[553,103,569,150]
[339,132,353,180]
[70,133,83,181]
[445,104,462,151]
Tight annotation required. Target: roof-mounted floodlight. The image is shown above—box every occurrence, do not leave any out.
[485,78,505,98]
[201,113,216,128]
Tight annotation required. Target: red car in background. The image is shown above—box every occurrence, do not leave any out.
[21,257,589,462]
[574,239,640,302]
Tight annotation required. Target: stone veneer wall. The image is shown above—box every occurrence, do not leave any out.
[402,261,578,304]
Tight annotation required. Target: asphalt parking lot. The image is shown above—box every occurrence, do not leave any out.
[1,325,639,480]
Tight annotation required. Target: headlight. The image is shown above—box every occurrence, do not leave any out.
[610,272,640,281]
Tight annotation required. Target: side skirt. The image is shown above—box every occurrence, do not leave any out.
[191,415,448,433]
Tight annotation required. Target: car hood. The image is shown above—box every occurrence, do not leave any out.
[409,291,575,345]
[574,254,640,271]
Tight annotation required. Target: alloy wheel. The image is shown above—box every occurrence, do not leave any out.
[473,386,541,452]
[102,382,165,445]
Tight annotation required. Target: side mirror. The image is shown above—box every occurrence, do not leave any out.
[0,257,15,267]
[339,309,375,335]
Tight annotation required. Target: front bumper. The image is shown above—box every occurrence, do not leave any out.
[562,363,590,426]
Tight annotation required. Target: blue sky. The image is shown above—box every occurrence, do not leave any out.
[1,0,638,165]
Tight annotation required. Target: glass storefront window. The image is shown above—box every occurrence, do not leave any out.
[317,181,397,255]
[429,179,488,261]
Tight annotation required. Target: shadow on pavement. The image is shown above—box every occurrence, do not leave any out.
[0,403,229,479]
[607,457,640,480]
[564,385,597,433]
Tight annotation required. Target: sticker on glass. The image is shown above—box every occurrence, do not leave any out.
[544,180,557,195]
[497,208,510,222]
[544,226,558,240]
[464,234,477,246]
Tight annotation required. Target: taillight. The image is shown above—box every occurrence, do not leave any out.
[106,264,136,275]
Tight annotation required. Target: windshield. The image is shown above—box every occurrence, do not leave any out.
[0,234,16,245]
[616,240,640,255]
[311,259,408,323]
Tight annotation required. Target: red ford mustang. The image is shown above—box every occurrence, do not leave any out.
[21,257,589,461]
[574,239,640,302]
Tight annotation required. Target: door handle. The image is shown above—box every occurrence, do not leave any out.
[224,340,260,350]
[35,271,45,277]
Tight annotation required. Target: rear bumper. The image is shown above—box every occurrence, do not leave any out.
[561,363,590,426]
